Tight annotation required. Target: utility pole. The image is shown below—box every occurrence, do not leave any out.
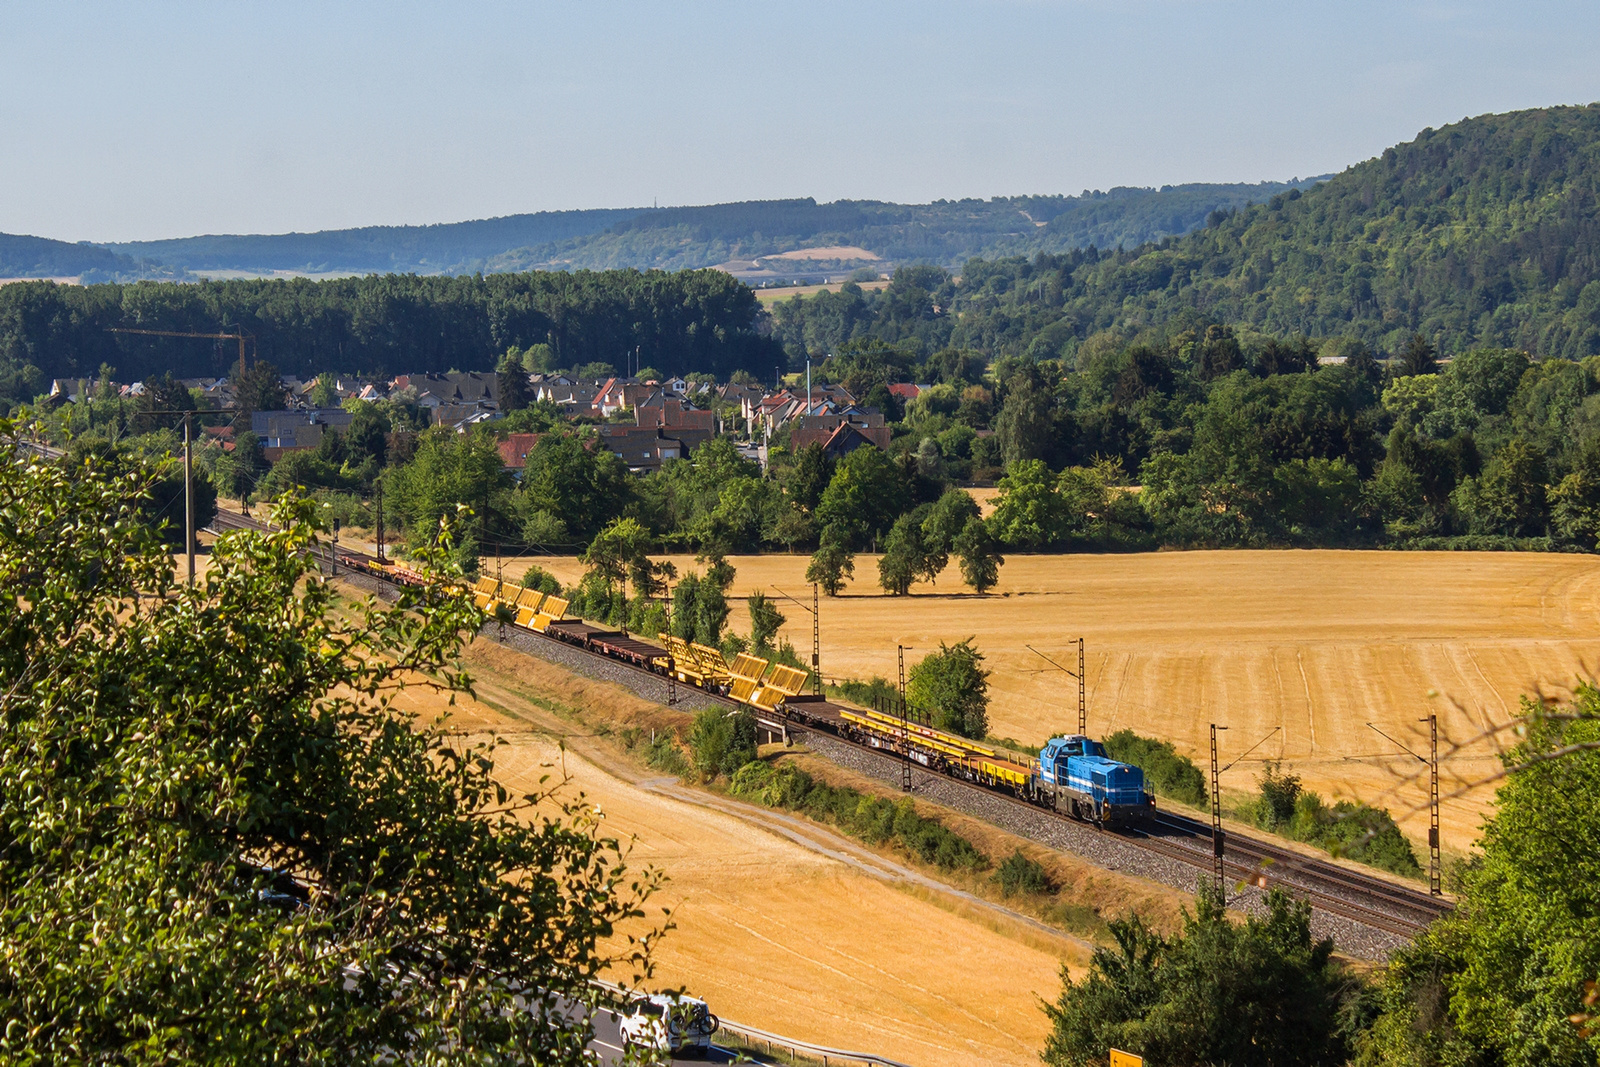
[806,358,812,416]
[183,415,195,585]
[375,482,385,562]
[1369,713,1446,895]
[1209,724,1228,889]
[812,582,821,695]
[1026,640,1087,735]
[664,580,678,706]
[1427,713,1441,896]
[898,643,911,792]
[480,483,489,574]
[1366,718,1443,896]
[772,583,823,696]
[331,518,340,577]
[1077,637,1086,735]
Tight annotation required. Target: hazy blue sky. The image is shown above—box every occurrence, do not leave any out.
[4,1,1599,242]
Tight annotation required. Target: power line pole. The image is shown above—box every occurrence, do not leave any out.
[1426,713,1441,896]
[898,643,911,792]
[1077,637,1086,735]
[664,580,677,706]
[1026,640,1087,735]
[1209,724,1228,889]
[771,583,824,696]
[812,581,821,696]
[183,414,195,585]
[375,481,385,562]
[1366,718,1443,897]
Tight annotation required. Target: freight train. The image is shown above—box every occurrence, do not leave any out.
[352,570,1156,828]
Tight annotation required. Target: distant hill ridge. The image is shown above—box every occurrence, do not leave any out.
[104,208,641,275]
[0,233,167,282]
[0,180,1319,282]
[964,102,1600,358]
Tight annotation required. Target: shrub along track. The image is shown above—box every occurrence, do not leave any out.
[207,508,1449,957]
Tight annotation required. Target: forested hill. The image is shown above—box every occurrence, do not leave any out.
[104,208,640,276]
[0,233,176,283]
[76,182,1312,278]
[883,103,1600,362]
[480,183,1318,274]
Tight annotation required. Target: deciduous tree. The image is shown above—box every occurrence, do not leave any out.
[805,525,856,596]
[1043,885,1349,1067]
[906,638,990,738]
[953,517,1003,594]
[0,420,660,1063]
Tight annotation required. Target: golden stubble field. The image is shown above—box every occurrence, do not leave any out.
[378,639,1083,1066]
[515,549,1600,853]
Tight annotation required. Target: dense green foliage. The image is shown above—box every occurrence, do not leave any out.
[1043,884,1355,1067]
[0,423,658,1063]
[1361,691,1600,1066]
[0,267,777,396]
[1102,730,1209,807]
[905,639,992,739]
[1249,765,1421,878]
[775,106,1600,364]
[994,848,1053,897]
[687,707,758,780]
[729,761,988,872]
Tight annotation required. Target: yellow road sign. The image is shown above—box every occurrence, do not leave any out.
[1110,1050,1143,1067]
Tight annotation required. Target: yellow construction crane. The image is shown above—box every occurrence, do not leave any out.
[108,326,256,379]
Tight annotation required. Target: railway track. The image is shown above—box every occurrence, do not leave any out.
[206,505,1453,940]
[498,617,1452,939]
[1132,812,1450,937]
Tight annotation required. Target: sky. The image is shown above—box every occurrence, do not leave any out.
[4,1,1600,243]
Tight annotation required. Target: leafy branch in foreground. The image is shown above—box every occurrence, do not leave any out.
[0,418,664,1064]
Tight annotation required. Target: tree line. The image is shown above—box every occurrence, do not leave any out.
[0,267,779,406]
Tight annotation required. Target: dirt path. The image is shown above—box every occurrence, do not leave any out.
[392,645,1085,1066]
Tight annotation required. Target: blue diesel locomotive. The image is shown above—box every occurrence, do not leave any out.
[1038,734,1154,826]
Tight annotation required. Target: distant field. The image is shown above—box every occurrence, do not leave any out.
[511,549,1600,855]
[752,278,889,304]
[762,245,882,262]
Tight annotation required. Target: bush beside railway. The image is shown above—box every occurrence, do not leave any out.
[1249,765,1421,878]
[729,761,989,873]
[1102,730,1208,806]
[994,849,1053,897]
[687,707,758,780]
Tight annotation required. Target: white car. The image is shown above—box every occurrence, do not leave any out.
[618,993,719,1057]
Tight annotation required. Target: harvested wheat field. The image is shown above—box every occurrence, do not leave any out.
[513,549,1600,854]
[379,638,1080,1067]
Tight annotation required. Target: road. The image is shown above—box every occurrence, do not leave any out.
[572,998,743,1065]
